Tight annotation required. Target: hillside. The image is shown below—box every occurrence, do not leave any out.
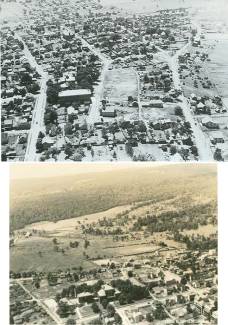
[10,164,217,231]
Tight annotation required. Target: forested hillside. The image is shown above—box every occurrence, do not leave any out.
[10,164,217,230]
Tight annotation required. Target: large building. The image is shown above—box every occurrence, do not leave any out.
[58,89,92,104]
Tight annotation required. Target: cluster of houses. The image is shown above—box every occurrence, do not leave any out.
[10,283,54,325]
[2,0,203,162]
[81,8,191,66]
[10,245,217,325]
[177,39,228,161]
[141,62,173,93]
[1,26,41,161]
[178,49,214,91]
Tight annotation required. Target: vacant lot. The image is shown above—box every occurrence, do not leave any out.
[104,68,137,102]
[0,3,24,23]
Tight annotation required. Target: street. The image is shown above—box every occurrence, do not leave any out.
[15,33,48,161]
[15,280,63,325]
[152,27,214,161]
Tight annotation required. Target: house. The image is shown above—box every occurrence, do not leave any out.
[3,119,14,131]
[42,136,55,149]
[98,284,119,301]
[164,271,181,286]
[78,292,94,304]
[150,99,164,108]
[140,276,161,287]
[133,311,143,323]
[202,117,219,129]
[102,107,117,118]
[210,131,224,145]
[153,119,174,130]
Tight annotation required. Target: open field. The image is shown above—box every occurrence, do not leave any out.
[0,2,24,23]
[23,205,132,234]
[182,224,217,237]
[206,38,228,98]
[104,69,137,102]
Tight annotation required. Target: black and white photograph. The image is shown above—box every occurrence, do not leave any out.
[1,0,228,162]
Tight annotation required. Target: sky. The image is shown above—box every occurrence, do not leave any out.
[10,162,164,180]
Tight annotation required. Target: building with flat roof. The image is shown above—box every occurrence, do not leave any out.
[58,89,92,104]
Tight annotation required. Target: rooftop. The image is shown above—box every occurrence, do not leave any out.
[59,89,91,98]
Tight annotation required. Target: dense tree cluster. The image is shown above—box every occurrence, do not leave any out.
[111,279,150,304]
[131,202,216,233]
[173,231,217,251]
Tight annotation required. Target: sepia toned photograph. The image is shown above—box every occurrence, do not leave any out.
[1,0,228,162]
[10,163,217,324]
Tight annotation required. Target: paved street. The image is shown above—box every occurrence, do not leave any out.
[16,33,48,161]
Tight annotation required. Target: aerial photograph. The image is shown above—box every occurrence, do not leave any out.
[10,163,217,324]
[1,0,228,162]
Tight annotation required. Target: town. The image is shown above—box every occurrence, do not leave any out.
[1,0,228,161]
[10,225,217,325]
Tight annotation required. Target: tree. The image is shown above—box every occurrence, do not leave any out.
[107,304,115,317]
[36,139,44,153]
[47,84,60,104]
[38,131,45,139]
[1,152,7,161]
[128,270,133,278]
[28,83,40,94]
[72,153,83,161]
[144,74,149,83]
[125,143,134,157]
[65,123,73,136]
[146,313,154,322]
[175,106,183,116]
[34,279,40,289]
[214,148,223,161]
[65,143,74,158]
[53,238,58,245]
[47,273,58,286]
[55,293,62,303]
[44,109,58,125]
[66,319,76,325]
[20,73,32,86]
[57,301,71,318]
[191,145,198,156]
[84,239,90,249]
[101,298,109,309]
[154,303,167,320]
[92,302,100,314]
[170,145,177,155]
